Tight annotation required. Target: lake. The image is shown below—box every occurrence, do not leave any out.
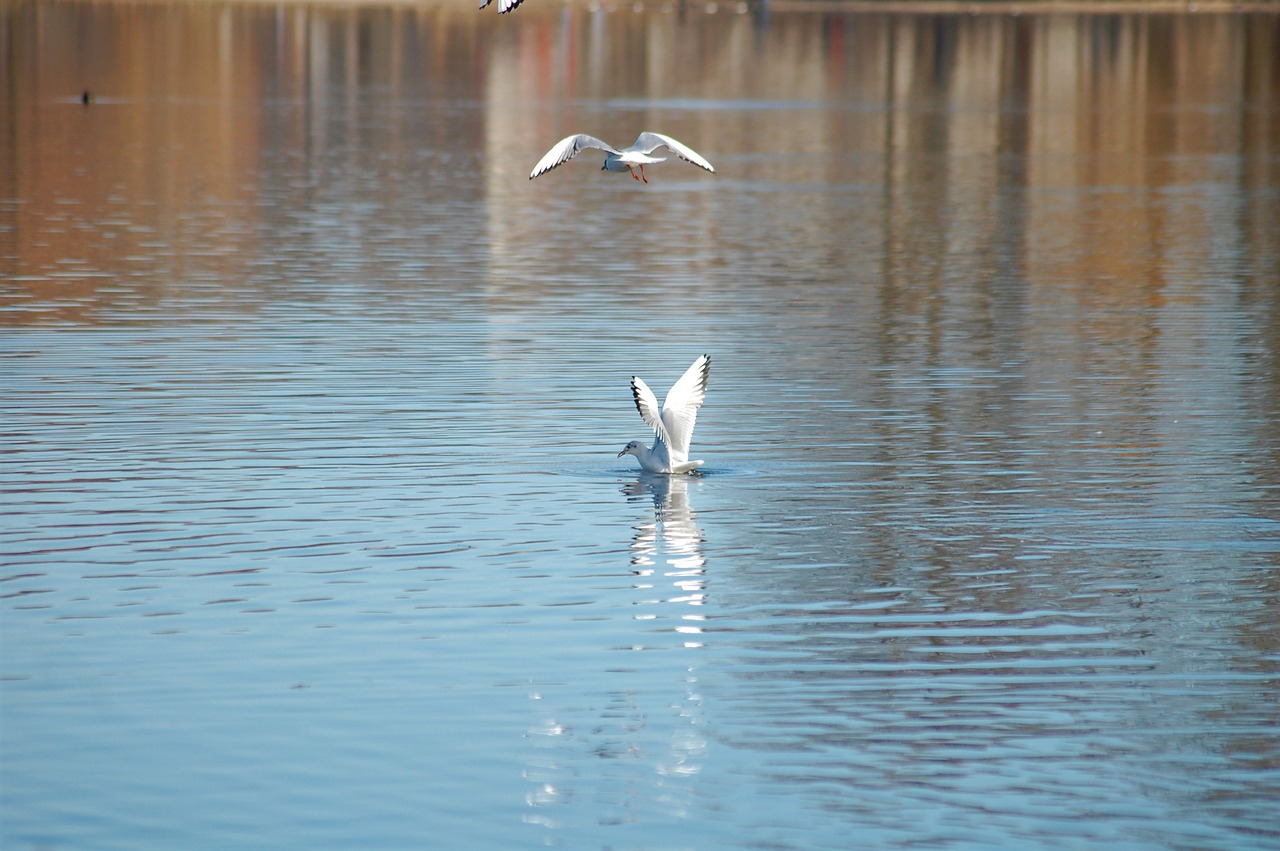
[3,2,1279,848]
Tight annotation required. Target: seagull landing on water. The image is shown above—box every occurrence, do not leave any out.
[530,133,715,184]
[618,355,711,474]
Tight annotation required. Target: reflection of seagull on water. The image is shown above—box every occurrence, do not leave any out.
[618,355,711,474]
[624,475,705,570]
[529,133,716,184]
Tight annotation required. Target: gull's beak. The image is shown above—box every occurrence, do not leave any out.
[616,448,627,457]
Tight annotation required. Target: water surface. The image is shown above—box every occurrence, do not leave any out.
[3,4,1279,849]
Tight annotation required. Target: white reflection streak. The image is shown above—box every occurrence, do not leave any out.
[523,482,710,830]
[522,699,571,825]
[624,475,707,634]
[624,475,710,815]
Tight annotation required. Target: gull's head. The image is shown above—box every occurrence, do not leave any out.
[617,440,643,458]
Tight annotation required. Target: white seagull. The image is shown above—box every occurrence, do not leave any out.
[618,355,711,474]
[530,132,715,184]
[479,0,525,13]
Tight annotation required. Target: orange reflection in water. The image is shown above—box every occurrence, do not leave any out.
[1,4,1276,326]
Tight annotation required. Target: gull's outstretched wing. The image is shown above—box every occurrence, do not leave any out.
[631,132,715,173]
[530,135,620,179]
[631,375,668,447]
[659,354,711,457]
[479,0,527,13]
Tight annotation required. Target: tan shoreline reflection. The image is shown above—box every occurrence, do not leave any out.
[3,6,1276,326]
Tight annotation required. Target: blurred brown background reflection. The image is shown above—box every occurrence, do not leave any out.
[3,5,1276,326]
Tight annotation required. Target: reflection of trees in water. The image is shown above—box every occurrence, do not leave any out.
[7,6,1274,325]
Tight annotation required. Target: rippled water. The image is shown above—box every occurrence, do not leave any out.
[3,3,1279,849]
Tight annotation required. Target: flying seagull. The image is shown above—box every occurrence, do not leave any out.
[530,132,715,184]
[618,355,711,474]
[479,0,526,13]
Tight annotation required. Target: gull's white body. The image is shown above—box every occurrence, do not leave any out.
[618,355,711,474]
[530,132,715,184]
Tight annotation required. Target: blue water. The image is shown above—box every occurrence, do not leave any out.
[3,4,1280,849]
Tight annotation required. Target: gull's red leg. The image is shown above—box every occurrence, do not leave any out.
[640,165,649,184]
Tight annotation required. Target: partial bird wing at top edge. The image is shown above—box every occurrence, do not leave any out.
[632,132,715,173]
[659,354,710,456]
[530,135,619,179]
